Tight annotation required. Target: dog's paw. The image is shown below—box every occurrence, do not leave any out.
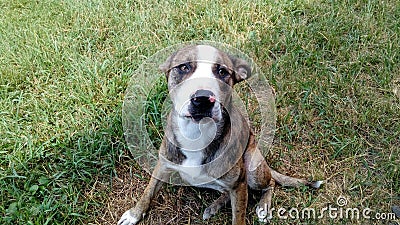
[117,209,143,225]
[202,205,220,220]
[203,204,225,220]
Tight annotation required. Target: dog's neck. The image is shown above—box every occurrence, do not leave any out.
[165,107,230,164]
[173,109,226,151]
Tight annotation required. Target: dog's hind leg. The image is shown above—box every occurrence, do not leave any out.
[243,142,276,222]
[256,178,275,223]
[202,192,230,220]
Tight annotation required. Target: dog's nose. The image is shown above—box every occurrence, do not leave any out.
[190,89,215,108]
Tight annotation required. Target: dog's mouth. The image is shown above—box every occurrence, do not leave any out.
[185,112,213,122]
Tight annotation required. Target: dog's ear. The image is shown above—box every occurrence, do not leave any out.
[159,62,168,73]
[159,56,172,74]
[230,55,251,83]
[159,51,178,79]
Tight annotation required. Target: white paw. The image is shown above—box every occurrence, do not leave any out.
[203,206,217,220]
[117,210,142,225]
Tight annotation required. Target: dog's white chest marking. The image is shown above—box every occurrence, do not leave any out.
[167,148,210,186]
[180,150,204,177]
[175,116,217,150]
[170,118,226,189]
[177,149,225,190]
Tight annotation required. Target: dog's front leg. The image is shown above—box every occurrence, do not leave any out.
[118,161,170,225]
[203,192,230,220]
[229,181,248,225]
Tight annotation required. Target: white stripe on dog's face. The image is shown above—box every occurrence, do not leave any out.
[171,45,222,121]
[188,45,220,96]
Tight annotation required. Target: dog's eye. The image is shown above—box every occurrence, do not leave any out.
[217,66,230,78]
[177,63,191,74]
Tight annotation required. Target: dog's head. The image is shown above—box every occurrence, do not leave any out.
[160,45,251,123]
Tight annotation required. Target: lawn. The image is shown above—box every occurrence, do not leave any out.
[0,0,399,224]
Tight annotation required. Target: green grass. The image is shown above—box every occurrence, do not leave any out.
[144,77,168,149]
[1,0,399,224]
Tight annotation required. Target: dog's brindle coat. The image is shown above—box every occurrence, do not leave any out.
[118,45,322,225]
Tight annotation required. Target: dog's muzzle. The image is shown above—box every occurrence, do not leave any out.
[188,89,216,122]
